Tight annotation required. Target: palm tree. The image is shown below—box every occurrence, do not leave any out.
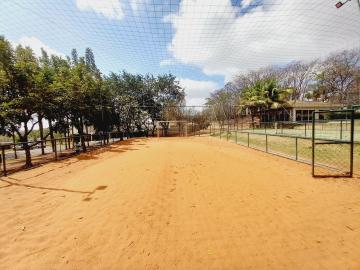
[241,78,292,122]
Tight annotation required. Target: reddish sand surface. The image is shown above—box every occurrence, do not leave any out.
[1,137,360,270]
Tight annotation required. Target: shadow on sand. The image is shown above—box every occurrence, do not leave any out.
[74,139,141,160]
[1,138,146,178]
[0,176,108,201]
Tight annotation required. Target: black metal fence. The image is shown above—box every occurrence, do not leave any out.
[211,128,313,163]
[312,110,355,177]
[210,110,356,177]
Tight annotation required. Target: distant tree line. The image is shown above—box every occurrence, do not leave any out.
[207,48,360,121]
[0,36,185,167]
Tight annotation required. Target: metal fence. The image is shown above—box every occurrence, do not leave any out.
[211,128,313,163]
[210,110,357,177]
[238,119,359,142]
[312,110,354,177]
[0,132,141,176]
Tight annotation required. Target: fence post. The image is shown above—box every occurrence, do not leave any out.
[1,146,7,176]
[235,130,238,144]
[312,112,316,177]
[350,110,355,177]
[295,137,298,160]
[340,120,343,140]
[247,132,250,147]
[266,134,268,152]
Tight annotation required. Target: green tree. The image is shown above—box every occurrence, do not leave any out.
[241,78,292,122]
[0,42,40,167]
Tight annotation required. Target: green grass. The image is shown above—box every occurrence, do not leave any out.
[211,130,360,175]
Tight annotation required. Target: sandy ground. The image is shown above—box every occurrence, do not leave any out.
[1,137,360,270]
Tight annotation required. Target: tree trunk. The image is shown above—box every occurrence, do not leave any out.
[23,124,32,168]
[63,131,68,150]
[38,115,45,155]
[48,119,55,152]
[67,117,71,149]
[12,131,18,159]
[79,117,86,152]
[24,146,32,168]
[85,125,90,147]
[116,125,123,141]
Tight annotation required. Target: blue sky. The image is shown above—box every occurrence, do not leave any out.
[1,0,360,105]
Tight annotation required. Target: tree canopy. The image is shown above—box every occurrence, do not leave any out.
[207,48,360,120]
[0,35,185,166]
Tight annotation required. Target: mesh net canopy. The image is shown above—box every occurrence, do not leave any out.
[1,0,360,83]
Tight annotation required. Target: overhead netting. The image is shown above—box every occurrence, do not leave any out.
[1,0,360,80]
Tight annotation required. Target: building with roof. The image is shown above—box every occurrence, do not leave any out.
[256,101,344,122]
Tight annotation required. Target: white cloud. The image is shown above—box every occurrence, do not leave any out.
[130,0,148,14]
[179,78,220,106]
[15,36,65,58]
[165,0,360,81]
[76,0,125,20]
[240,0,253,9]
[160,58,178,66]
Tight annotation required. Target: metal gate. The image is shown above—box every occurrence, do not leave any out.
[312,109,354,177]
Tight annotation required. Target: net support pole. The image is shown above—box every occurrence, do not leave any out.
[265,134,268,152]
[340,120,343,140]
[350,110,355,177]
[311,111,315,177]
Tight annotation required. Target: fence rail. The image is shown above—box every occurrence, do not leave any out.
[211,128,313,162]
[0,131,144,176]
[210,121,357,177]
